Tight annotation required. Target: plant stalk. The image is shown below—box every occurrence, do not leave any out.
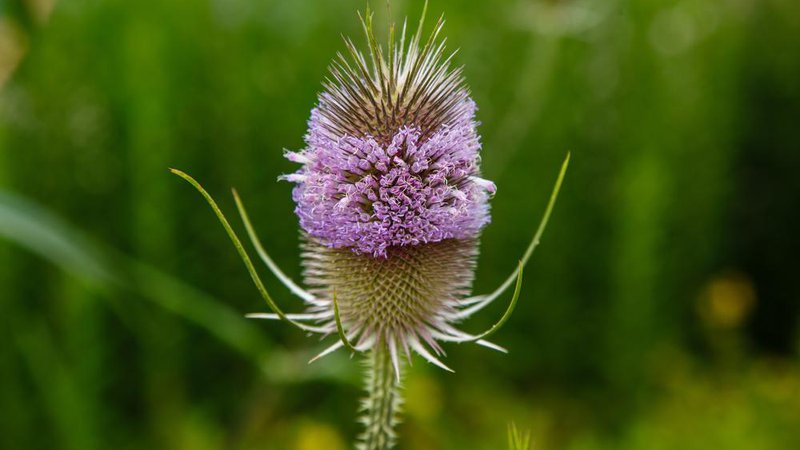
[358,344,402,450]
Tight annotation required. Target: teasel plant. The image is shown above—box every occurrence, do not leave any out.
[172,3,568,449]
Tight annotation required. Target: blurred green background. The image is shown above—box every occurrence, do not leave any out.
[1,0,799,449]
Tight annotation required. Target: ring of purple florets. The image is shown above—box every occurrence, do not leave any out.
[283,99,495,258]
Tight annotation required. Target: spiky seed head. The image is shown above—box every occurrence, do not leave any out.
[281,8,499,373]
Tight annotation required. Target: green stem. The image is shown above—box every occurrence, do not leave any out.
[358,344,402,450]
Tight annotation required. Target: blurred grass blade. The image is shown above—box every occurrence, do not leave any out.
[507,423,532,450]
[0,188,261,356]
[0,188,351,383]
[15,323,98,450]
[0,191,113,284]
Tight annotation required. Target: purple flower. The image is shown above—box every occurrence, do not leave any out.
[284,99,494,257]
[281,11,498,260]
[250,9,518,385]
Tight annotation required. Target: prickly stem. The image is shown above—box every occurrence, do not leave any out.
[358,343,403,450]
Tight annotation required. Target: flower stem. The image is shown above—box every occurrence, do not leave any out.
[358,344,402,450]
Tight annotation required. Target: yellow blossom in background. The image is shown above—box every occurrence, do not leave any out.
[698,272,757,329]
[294,421,345,450]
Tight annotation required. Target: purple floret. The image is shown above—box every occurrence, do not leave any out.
[284,99,495,258]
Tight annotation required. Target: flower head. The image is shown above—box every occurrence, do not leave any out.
[283,12,495,258]
[287,110,493,257]
[265,9,512,378]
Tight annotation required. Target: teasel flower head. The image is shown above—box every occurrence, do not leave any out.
[284,36,494,258]
[275,5,507,372]
[171,4,568,450]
